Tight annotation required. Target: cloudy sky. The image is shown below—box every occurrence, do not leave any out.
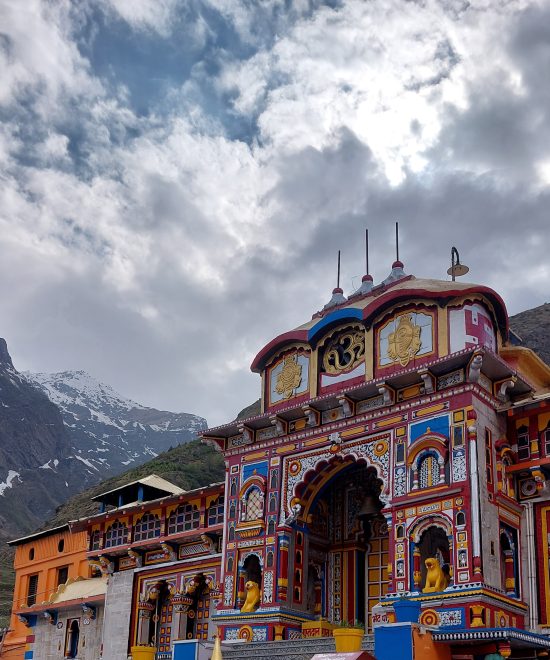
[0,0,549,426]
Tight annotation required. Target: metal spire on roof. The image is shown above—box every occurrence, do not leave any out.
[350,228,373,297]
[382,221,406,285]
[323,250,347,310]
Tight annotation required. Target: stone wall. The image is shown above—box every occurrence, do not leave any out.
[101,570,134,659]
[32,604,103,660]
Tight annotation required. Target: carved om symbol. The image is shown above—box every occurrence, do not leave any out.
[322,330,365,375]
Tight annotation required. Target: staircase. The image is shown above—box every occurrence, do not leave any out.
[220,634,375,659]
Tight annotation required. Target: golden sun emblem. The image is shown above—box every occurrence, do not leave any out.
[275,355,303,399]
[387,313,422,367]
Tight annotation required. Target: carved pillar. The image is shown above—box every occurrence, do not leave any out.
[413,546,421,591]
[136,601,155,645]
[503,549,516,595]
[236,567,246,609]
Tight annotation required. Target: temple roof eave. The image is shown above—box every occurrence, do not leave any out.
[250,277,509,373]
[204,347,531,442]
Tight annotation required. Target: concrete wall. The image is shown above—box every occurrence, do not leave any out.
[32,605,103,660]
[101,570,135,660]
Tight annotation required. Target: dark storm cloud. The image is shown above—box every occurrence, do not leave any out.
[0,0,548,425]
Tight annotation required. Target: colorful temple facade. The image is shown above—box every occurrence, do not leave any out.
[3,260,550,659]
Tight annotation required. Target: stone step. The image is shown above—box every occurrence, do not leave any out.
[220,635,375,660]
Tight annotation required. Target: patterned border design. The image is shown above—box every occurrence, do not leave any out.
[279,433,390,524]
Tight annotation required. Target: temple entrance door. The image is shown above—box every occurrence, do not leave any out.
[303,461,388,629]
[194,586,211,640]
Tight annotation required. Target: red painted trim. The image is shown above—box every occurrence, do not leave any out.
[251,330,309,372]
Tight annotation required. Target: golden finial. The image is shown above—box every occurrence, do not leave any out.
[211,633,223,660]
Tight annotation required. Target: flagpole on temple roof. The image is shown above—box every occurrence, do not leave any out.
[395,221,399,262]
[337,249,341,289]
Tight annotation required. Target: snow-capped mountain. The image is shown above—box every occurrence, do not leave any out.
[24,370,207,479]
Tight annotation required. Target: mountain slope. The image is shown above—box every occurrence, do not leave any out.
[25,370,206,479]
[510,302,550,366]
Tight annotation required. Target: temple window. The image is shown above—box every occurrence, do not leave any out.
[57,566,69,587]
[500,528,518,596]
[268,495,277,513]
[270,469,279,489]
[396,443,405,463]
[27,573,39,606]
[230,480,237,497]
[544,424,550,457]
[517,426,530,461]
[133,513,161,541]
[267,551,274,568]
[28,547,35,561]
[456,511,466,527]
[229,501,236,519]
[395,525,405,539]
[227,556,234,572]
[418,453,440,489]
[267,518,276,535]
[243,488,264,522]
[90,530,101,551]
[207,497,225,526]
[58,539,65,553]
[105,520,129,548]
[453,425,464,446]
[167,504,199,535]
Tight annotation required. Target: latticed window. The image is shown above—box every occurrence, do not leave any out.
[167,504,200,534]
[207,497,225,526]
[245,488,263,521]
[133,513,161,541]
[105,521,128,548]
[89,529,101,551]
[419,454,440,489]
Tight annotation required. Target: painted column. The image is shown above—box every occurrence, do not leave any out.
[468,411,483,580]
[136,601,155,645]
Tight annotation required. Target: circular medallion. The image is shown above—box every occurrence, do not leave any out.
[83,618,90,626]
[238,625,253,641]
[374,440,388,456]
[289,460,301,476]
[56,621,63,629]
[419,609,439,627]
[455,497,464,506]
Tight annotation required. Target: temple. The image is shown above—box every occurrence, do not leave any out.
[3,257,550,660]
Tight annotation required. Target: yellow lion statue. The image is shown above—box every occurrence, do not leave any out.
[240,580,261,613]
[422,557,449,593]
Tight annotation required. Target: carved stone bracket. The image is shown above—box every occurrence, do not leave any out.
[468,352,483,383]
[269,415,286,436]
[337,396,354,418]
[378,384,394,406]
[498,377,517,402]
[418,369,435,394]
[301,405,319,427]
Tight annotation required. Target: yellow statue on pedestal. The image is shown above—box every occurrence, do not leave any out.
[422,557,450,593]
[240,581,261,613]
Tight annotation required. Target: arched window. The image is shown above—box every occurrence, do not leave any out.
[418,453,440,489]
[207,497,225,526]
[230,480,237,497]
[228,525,235,541]
[244,554,262,587]
[395,525,405,539]
[456,511,466,527]
[418,525,451,590]
[244,488,264,522]
[65,619,80,658]
[167,504,199,535]
[267,518,276,535]
[29,547,35,561]
[227,556,234,572]
[266,551,274,568]
[229,502,236,519]
[105,520,128,548]
[134,513,161,541]
[89,530,101,551]
[270,470,279,489]
[268,495,277,513]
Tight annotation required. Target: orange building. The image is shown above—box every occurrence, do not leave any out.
[1,524,102,659]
